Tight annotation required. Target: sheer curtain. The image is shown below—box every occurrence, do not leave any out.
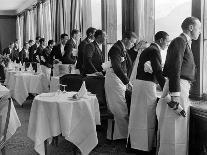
[37,3,44,37]
[122,0,155,42]
[25,11,30,42]
[63,0,71,35]
[71,0,82,31]
[56,0,64,41]
[29,9,36,41]
[43,1,52,43]
[19,15,24,50]
[81,0,92,39]
[50,0,57,41]
[16,16,21,49]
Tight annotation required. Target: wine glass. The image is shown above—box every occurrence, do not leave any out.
[62,84,67,93]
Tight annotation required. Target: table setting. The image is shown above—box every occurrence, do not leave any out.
[28,81,100,155]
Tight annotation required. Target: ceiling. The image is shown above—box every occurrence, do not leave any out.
[0,0,37,15]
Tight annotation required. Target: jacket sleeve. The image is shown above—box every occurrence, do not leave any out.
[64,43,76,64]
[85,44,98,73]
[109,47,129,85]
[167,38,186,93]
[150,50,166,90]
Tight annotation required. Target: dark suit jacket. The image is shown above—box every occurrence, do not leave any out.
[127,47,138,65]
[29,43,38,62]
[42,46,53,68]
[108,40,132,85]
[76,38,90,72]
[3,47,12,55]
[83,41,104,74]
[64,38,77,64]
[19,49,29,64]
[163,33,195,93]
[10,48,19,62]
[136,43,165,89]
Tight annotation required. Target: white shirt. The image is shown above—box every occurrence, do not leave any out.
[61,43,65,56]
[183,33,192,48]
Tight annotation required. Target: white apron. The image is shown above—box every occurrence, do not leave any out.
[105,68,128,140]
[156,79,190,155]
[129,51,141,84]
[128,79,157,151]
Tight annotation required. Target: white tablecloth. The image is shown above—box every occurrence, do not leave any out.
[50,76,59,92]
[28,92,100,155]
[0,84,21,140]
[5,70,49,105]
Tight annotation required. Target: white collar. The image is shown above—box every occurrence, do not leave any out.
[154,42,162,51]
[72,38,76,45]
[120,40,126,51]
[183,33,191,42]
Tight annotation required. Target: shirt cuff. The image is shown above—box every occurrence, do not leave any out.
[170,92,180,97]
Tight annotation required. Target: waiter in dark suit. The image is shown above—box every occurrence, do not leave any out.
[76,27,96,74]
[83,29,106,75]
[3,42,14,56]
[64,29,81,64]
[157,17,201,155]
[29,36,41,62]
[41,40,54,68]
[127,31,169,153]
[19,42,30,66]
[50,33,69,64]
[105,31,137,140]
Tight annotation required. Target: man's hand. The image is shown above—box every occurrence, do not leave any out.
[53,59,61,64]
[126,82,133,92]
[94,72,103,76]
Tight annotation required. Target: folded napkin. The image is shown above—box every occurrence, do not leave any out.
[144,61,153,73]
[102,61,111,71]
[77,81,88,98]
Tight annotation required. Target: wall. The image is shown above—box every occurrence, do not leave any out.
[0,15,16,54]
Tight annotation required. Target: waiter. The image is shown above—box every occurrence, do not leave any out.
[128,31,169,153]
[105,31,137,140]
[157,17,201,155]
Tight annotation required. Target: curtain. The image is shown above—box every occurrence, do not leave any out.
[71,0,82,31]
[29,9,36,41]
[37,3,44,37]
[50,0,57,41]
[56,0,64,42]
[19,15,24,50]
[16,16,21,50]
[63,0,71,35]
[122,0,155,42]
[43,1,52,44]
[82,0,92,39]
[25,11,30,42]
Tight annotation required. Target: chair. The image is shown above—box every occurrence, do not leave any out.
[59,74,83,92]
[84,76,115,140]
[0,96,12,155]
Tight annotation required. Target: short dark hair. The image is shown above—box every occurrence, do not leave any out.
[39,38,45,44]
[36,36,41,41]
[71,29,80,37]
[28,40,34,44]
[155,31,169,41]
[60,33,68,39]
[48,40,54,46]
[86,27,96,37]
[94,30,105,38]
[122,31,137,40]
[181,16,200,30]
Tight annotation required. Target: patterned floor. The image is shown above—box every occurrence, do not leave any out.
[3,97,136,155]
